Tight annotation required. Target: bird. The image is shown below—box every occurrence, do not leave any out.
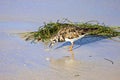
[49,25,98,51]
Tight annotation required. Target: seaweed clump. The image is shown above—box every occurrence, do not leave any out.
[21,19,120,43]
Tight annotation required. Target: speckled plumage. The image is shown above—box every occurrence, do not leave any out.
[49,26,98,50]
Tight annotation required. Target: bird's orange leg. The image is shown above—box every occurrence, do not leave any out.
[69,42,74,51]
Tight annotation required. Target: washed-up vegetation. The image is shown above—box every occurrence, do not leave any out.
[20,19,120,43]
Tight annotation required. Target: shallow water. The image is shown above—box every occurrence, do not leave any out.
[0,22,120,80]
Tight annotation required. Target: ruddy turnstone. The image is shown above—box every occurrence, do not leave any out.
[49,26,98,51]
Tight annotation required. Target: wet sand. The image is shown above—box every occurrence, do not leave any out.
[0,22,120,80]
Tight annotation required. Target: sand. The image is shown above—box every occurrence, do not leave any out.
[0,22,120,80]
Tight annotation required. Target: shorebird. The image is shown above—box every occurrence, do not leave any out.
[49,25,98,51]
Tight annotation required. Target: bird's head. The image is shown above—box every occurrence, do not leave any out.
[49,36,58,48]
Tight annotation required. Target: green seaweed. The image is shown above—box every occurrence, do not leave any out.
[23,19,120,43]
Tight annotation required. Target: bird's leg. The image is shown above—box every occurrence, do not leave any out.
[69,42,74,51]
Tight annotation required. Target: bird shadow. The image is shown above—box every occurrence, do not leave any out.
[55,35,108,50]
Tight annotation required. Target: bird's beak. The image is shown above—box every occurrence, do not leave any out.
[49,42,54,48]
[49,39,57,48]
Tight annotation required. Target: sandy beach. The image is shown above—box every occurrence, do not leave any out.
[0,22,120,80]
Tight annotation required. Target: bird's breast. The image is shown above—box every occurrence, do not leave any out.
[65,35,85,43]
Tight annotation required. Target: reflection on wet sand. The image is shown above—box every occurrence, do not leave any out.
[47,51,82,79]
[69,50,75,60]
[47,51,89,73]
[49,51,77,67]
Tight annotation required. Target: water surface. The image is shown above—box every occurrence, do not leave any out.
[0,22,120,80]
